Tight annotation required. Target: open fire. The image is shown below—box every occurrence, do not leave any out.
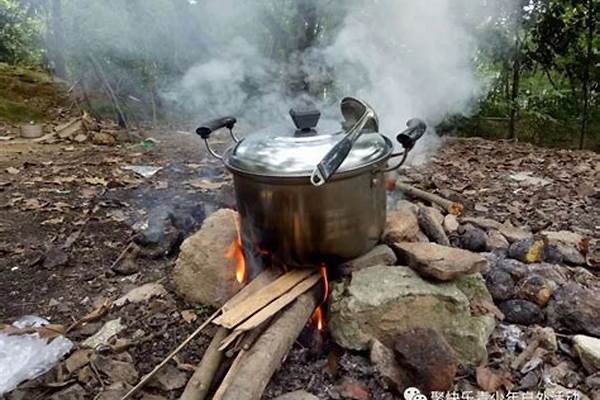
[226,216,246,284]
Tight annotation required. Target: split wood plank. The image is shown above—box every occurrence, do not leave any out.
[214,269,314,328]
[212,349,246,400]
[219,272,321,350]
[222,267,281,313]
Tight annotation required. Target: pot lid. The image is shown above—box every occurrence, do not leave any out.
[224,108,392,178]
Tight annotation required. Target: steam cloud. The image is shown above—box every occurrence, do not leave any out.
[166,0,511,162]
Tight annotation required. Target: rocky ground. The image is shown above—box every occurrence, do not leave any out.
[0,120,599,400]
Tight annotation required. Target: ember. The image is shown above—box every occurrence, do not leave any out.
[226,216,246,284]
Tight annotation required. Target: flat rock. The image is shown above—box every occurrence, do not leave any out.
[172,209,243,306]
[547,283,600,336]
[574,335,600,374]
[91,131,116,146]
[499,222,533,243]
[392,242,487,281]
[114,282,167,307]
[338,245,397,276]
[541,230,585,247]
[394,328,458,392]
[273,390,319,400]
[498,299,544,325]
[328,266,495,366]
[383,203,421,243]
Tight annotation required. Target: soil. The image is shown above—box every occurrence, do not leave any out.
[2,130,598,399]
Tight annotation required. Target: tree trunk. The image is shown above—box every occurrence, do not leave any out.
[49,0,67,79]
[508,41,521,140]
[579,0,594,150]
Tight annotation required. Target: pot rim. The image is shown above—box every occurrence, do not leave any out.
[223,135,394,181]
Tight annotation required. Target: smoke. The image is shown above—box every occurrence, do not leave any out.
[165,0,512,162]
[58,0,515,160]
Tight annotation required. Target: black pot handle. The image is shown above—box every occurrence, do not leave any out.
[396,118,427,151]
[196,116,238,160]
[383,118,427,172]
[196,117,237,139]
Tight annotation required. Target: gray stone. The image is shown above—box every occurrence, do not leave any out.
[392,242,487,281]
[273,390,319,400]
[486,230,510,251]
[546,283,600,336]
[443,214,459,234]
[457,224,488,252]
[338,245,397,276]
[148,364,188,391]
[498,300,544,325]
[485,269,515,302]
[574,335,600,374]
[417,207,450,246]
[172,209,243,306]
[328,266,495,366]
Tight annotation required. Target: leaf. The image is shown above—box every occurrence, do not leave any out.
[66,298,112,333]
[180,310,197,323]
[476,366,513,392]
[22,198,47,210]
[6,167,20,175]
[41,217,65,225]
[84,177,108,186]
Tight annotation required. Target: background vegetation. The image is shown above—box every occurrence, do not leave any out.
[0,0,598,150]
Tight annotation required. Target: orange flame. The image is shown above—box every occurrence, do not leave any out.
[311,264,330,332]
[226,216,246,284]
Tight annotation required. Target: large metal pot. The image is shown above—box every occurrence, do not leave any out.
[197,98,426,267]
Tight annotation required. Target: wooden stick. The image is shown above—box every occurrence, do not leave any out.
[214,269,314,328]
[395,180,464,216]
[88,54,129,130]
[417,207,450,245]
[212,349,247,400]
[220,273,321,348]
[179,326,229,400]
[219,286,322,400]
[120,309,221,400]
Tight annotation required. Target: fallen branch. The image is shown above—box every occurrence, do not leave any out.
[219,286,322,400]
[179,326,229,400]
[395,180,464,216]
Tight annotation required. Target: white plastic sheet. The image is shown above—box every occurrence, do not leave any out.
[0,316,73,395]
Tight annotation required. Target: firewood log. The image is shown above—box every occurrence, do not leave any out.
[216,286,322,400]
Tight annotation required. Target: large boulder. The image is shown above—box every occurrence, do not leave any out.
[172,209,243,306]
[328,266,495,366]
[546,283,600,337]
[392,242,487,281]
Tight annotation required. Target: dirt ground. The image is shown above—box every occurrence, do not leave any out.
[1,131,599,399]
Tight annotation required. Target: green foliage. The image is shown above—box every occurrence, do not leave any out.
[0,0,42,64]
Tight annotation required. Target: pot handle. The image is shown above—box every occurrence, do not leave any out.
[384,118,427,172]
[196,117,238,160]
